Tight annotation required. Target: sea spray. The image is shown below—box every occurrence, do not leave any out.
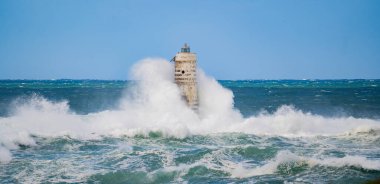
[0,59,380,183]
[1,58,380,164]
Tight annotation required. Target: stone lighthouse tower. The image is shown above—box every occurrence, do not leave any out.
[173,43,198,110]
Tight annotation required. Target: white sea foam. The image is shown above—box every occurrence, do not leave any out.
[228,150,380,178]
[0,58,380,163]
[0,146,12,164]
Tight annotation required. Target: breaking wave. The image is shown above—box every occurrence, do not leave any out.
[1,58,380,163]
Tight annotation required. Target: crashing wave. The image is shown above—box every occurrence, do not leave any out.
[1,58,380,163]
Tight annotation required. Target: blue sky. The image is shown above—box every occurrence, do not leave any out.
[0,0,379,79]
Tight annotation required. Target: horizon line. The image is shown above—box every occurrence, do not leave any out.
[0,78,379,81]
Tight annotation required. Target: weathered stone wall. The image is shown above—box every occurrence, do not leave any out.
[174,52,198,109]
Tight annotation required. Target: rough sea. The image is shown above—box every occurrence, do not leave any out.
[0,59,379,183]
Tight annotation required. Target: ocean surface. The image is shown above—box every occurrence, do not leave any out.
[0,61,380,183]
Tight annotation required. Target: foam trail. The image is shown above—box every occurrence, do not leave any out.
[0,58,380,163]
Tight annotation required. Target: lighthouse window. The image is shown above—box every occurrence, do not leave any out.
[182,70,185,74]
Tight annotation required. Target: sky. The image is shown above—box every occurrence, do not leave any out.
[0,0,379,80]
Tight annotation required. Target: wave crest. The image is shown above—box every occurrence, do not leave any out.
[228,150,380,178]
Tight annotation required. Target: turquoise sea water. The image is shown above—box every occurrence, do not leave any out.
[0,79,379,183]
[1,79,379,118]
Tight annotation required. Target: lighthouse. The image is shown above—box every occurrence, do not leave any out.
[173,43,198,110]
